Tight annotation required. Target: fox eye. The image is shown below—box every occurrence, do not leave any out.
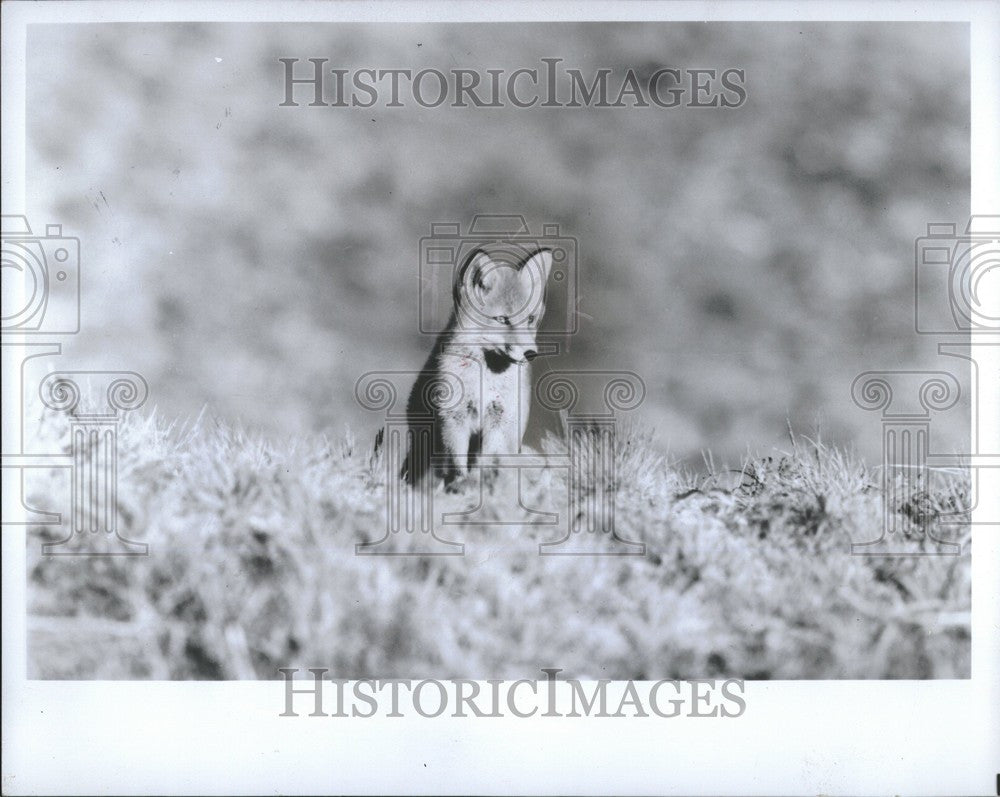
[493,315,510,325]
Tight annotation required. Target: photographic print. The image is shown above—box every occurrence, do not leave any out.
[3,2,998,795]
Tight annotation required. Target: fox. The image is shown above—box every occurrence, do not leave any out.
[400,247,553,488]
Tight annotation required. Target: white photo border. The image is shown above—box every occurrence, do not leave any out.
[2,2,998,795]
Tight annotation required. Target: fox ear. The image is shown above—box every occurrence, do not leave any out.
[457,249,496,297]
[518,249,553,286]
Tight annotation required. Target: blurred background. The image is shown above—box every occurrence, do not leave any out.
[26,22,970,467]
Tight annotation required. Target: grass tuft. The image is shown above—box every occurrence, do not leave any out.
[27,410,970,679]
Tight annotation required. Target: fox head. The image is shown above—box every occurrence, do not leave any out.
[453,248,553,365]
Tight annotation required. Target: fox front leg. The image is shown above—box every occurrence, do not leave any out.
[479,400,523,488]
[440,416,472,489]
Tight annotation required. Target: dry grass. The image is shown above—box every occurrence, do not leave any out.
[26,409,970,680]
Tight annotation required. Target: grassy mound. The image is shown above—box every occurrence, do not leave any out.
[27,410,970,679]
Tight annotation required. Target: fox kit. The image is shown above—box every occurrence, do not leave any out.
[402,247,553,487]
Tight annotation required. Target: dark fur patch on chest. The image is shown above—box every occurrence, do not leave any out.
[484,349,513,374]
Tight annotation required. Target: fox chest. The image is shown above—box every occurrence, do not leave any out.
[449,359,528,432]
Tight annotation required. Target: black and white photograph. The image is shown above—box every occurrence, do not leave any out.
[2,1,998,795]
